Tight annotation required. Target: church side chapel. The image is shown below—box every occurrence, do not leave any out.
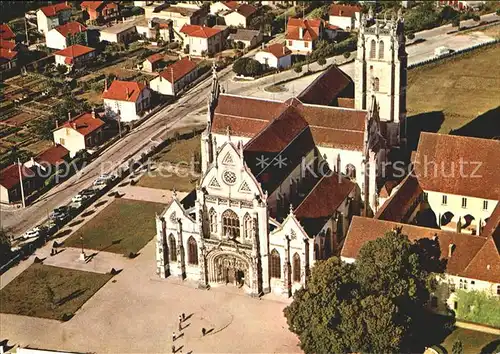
[155,11,408,297]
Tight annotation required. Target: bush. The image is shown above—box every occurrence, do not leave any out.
[343,51,351,59]
[183,44,189,54]
[456,290,500,327]
[407,33,415,40]
[472,14,480,22]
[452,17,460,27]
[167,41,179,50]
[317,57,326,66]
[293,63,302,73]
[232,57,262,77]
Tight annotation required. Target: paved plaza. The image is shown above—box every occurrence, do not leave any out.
[1,240,301,353]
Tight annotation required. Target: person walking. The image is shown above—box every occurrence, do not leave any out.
[182,313,186,321]
[172,332,176,342]
[171,344,175,354]
[202,327,206,336]
[178,321,182,332]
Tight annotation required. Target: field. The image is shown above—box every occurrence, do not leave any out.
[0,263,112,321]
[441,328,499,354]
[406,44,500,147]
[64,199,166,255]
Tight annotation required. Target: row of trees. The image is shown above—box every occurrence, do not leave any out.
[284,230,450,353]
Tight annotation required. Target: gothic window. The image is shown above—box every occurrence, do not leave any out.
[373,77,380,91]
[314,243,319,260]
[187,236,198,265]
[378,40,385,59]
[370,39,376,59]
[169,211,177,224]
[209,208,217,233]
[293,253,301,282]
[243,213,253,240]
[270,249,281,279]
[162,233,169,264]
[169,234,177,262]
[222,209,240,238]
[222,170,237,185]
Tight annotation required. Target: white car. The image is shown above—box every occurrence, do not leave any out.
[24,227,40,239]
[72,194,87,204]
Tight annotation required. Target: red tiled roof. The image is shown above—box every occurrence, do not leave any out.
[342,217,496,282]
[375,174,423,222]
[309,126,364,151]
[39,2,72,17]
[0,48,18,60]
[146,53,164,64]
[54,44,95,58]
[481,203,500,238]
[54,21,87,37]
[0,164,36,190]
[102,80,147,102]
[80,1,116,11]
[337,97,355,108]
[34,145,70,166]
[263,43,291,58]
[414,133,500,200]
[325,23,340,31]
[329,4,362,17]
[286,18,321,41]
[60,112,105,136]
[298,64,352,105]
[0,39,16,50]
[295,172,355,219]
[234,3,257,18]
[224,1,239,10]
[0,24,15,40]
[180,24,221,38]
[159,56,198,83]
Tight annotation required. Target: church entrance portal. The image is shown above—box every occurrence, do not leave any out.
[210,253,250,288]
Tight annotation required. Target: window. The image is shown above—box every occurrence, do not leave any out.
[243,213,253,240]
[378,40,385,59]
[187,237,198,265]
[450,283,456,292]
[462,197,467,208]
[442,195,448,205]
[169,234,177,262]
[59,138,65,145]
[209,208,217,233]
[459,279,468,290]
[288,40,292,46]
[222,209,240,238]
[304,41,309,48]
[370,39,376,58]
[293,253,301,283]
[483,200,488,210]
[453,301,458,310]
[423,192,428,202]
[497,285,500,296]
[270,249,281,278]
[373,77,379,91]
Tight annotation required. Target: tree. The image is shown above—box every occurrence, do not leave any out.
[245,59,262,76]
[472,14,480,22]
[29,116,56,140]
[317,57,326,66]
[56,64,67,75]
[452,340,464,354]
[343,51,351,59]
[452,17,460,28]
[0,228,12,265]
[293,63,303,74]
[232,57,262,77]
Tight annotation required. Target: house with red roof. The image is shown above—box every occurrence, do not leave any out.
[0,163,37,204]
[36,2,72,34]
[24,144,70,174]
[180,24,224,56]
[286,18,323,54]
[210,1,240,15]
[54,44,96,69]
[46,21,88,50]
[0,47,18,73]
[150,56,200,96]
[102,80,152,122]
[328,4,362,31]
[141,53,165,73]
[81,1,119,24]
[0,24,16,41]
[222,3,257,28]
[53,111,106,157]
[255,43,292,70]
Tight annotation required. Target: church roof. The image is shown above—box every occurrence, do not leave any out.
[297,65,353,106]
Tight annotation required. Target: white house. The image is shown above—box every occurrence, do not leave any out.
[150,56,200,96]
[46,21,87,50]
[102,80,152,122]
[328,4,362,31]
[285,18,323,54]
[210,1,239,15]
[99,21,137,44]
[222,3,257,28]
[54,44,96,69]
[228,29,262,49]
[36,3,72,34]
[180,24,224,56]
[255,43,292,69]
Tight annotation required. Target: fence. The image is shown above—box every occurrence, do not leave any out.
[408,39,499,69]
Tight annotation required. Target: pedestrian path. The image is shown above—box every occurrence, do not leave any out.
[118,185,188,204]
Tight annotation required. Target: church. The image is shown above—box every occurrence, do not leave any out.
[155,12,408,297]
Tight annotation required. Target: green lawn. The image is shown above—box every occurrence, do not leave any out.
[441,328,499,354]
[137,168,198,191]
[0,263,112,321]
[407,44,500,139]
[155,135,201,164]
[64,199,166,255]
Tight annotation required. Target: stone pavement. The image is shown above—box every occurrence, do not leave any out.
[118,185,188,205]
[1,239,302,354]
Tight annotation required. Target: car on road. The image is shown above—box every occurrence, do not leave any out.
[81,188,97,197]
[23,227,41,239]
[72,193,88,204]
[49,206,70,222]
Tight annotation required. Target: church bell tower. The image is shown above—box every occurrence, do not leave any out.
[354,9,407,147]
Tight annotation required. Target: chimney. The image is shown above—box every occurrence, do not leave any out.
[104,78,108,92]
[72,122,77,129]
[448,243,455,258]
[126,87,130,99]
[336,154,341,174]
[55,119,59,129]
[68,112,72,121]
[91,108,96,119]
[299,27,303,39]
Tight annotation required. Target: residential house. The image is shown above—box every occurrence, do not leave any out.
[0,163,37,204]
[135,18,171,41]
[46,22,88,50]
[180,24,224,56]
[53,111,106,157]
[255,43,292,69]
[328,4,362,31]
[0,23,16,41]
[24,144,70,176]
[0,48,18,73]
[81,1,120,24]
[260,1,297,8]
[102,80,152,122]
[210,1,240,15]
[141,53,165,72]
[99,21,137,44]
[144,3,206,35]
[150,56,200,96]
[36,3,72,34]
[222,3,257,28]
[0,39,25,52]
[228,28,262,49]
[286,18,323,54]
[54,44,96,69]
[436,1,486,10]
[341,216,500,325]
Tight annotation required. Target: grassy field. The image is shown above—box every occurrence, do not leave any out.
[407,44,500,141]
[441,328,499,354]
[138,135,201,191]
[0,263,112,321]
[64,199,166,255]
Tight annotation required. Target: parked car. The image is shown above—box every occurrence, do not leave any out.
[72,193,88,204]
[24,227,41,239]
[49,206,70,221]
[81,188,97,197]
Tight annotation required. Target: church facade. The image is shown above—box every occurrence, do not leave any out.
[155,12,407,297]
